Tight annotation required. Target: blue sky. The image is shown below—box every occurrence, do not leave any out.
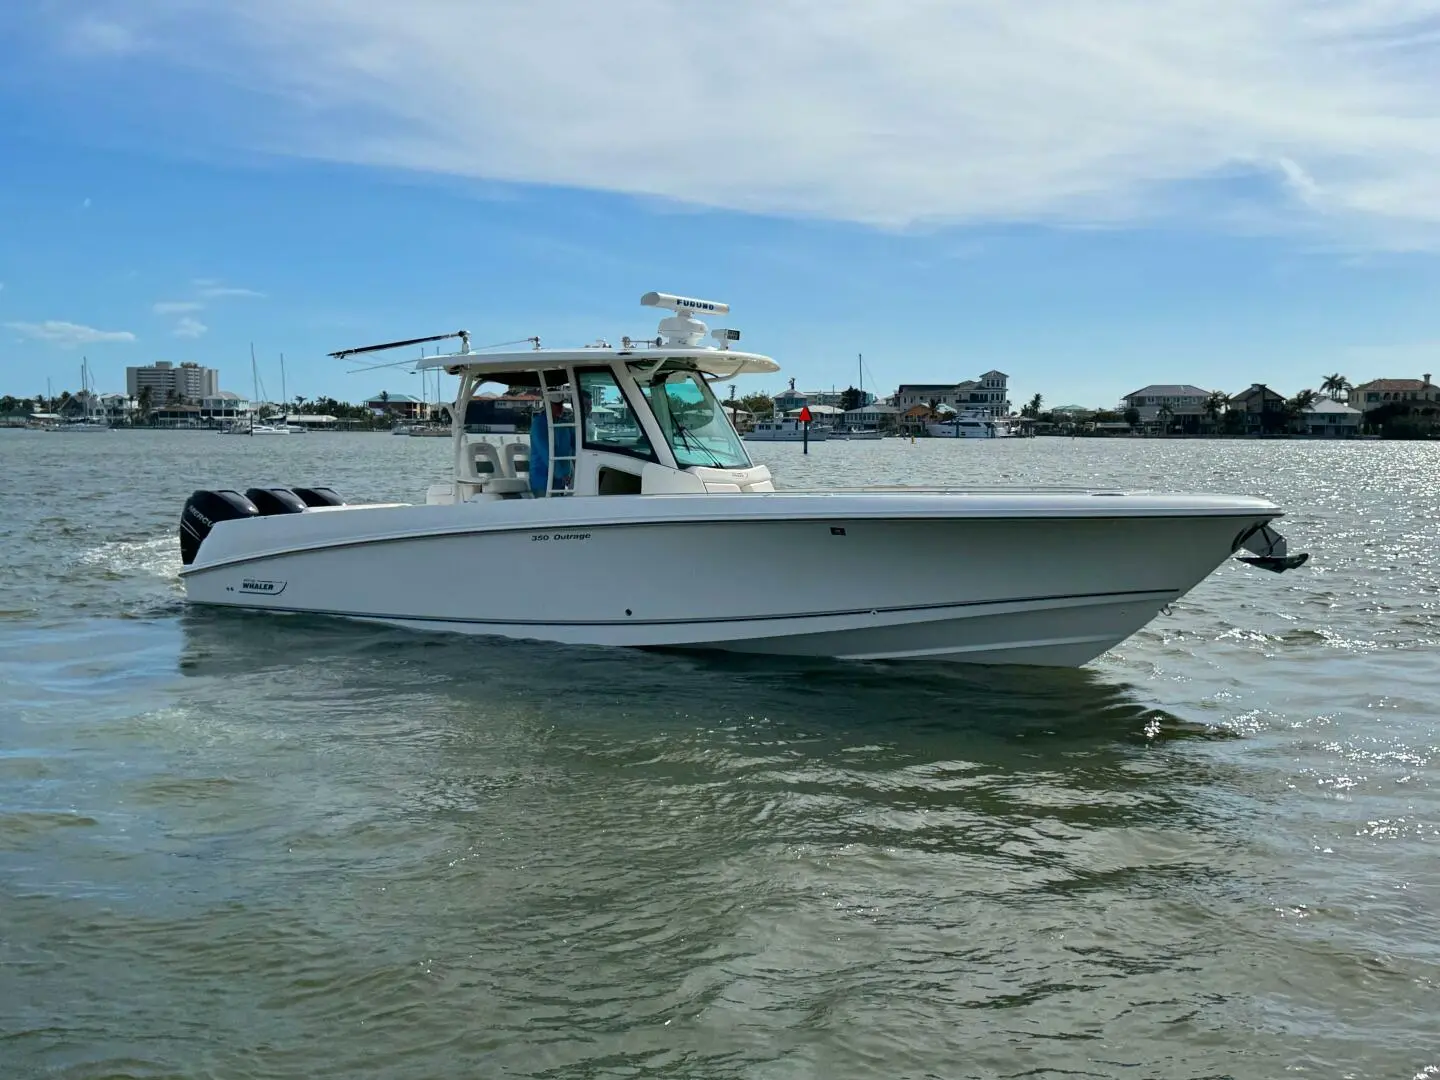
[3,1,1440,409]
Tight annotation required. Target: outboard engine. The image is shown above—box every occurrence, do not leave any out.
[179,489,260,565]
[291,486,345,507]
[246,487,309,516]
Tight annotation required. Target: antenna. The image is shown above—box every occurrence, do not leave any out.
[329,330,470,360]
[640,292,729,317]
[640,292,731,348]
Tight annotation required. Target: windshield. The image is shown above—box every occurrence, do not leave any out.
[634,363,752,469]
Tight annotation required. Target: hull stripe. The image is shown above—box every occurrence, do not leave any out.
[187,588,1177,629]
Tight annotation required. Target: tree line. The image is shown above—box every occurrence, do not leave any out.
[724,372,1435,440]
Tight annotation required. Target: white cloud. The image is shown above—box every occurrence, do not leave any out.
[173,316,208,338]
[153,300,203,314]
[47,1,1440,248]
[62,16,142,57]
[190,279,265,298]
[5,320,136,346]
[198,285,265,298]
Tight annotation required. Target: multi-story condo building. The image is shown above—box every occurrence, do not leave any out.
[126,361,219,402]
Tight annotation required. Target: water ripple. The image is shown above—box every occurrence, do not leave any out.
[1,432,1438,1078]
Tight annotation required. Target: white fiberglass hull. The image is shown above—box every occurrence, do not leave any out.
[743,431,830,442]
[927,423,1014,439]
[180,491,1285,666]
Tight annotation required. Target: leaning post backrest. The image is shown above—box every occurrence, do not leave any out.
[466,440,505,483]
[503,441,530,478]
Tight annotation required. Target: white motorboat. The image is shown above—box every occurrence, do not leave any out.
[176,291,1308,667]
[51,418,110,433]
[744,417,829,442]
[222,421,304,434]
[927,410,1015,438]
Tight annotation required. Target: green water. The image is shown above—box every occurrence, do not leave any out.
[2,431,1437,1079]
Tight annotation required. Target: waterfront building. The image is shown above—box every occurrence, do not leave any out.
[126,361,219,402]
[364,392,430,420]
[769,377,874,413]
[1351,374,1438,409]
[842,403,903,432]
[1302,399,1362,437]
[772,381,809,414]
[894,370,1010,417]
[893,383,959,410]
[1119,384,1211,428]
[1228,384,1288,435]
[199,391,251,423]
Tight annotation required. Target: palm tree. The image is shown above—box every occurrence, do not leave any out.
[1156,403,1175,434]
[137,385,154,425]
[1203,391,1228,432]
[1022,392,1043,418]
[1286,389,1319,433]
[1319,374,1350,401]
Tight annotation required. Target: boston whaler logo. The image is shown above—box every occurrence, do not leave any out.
[238,578,287,596]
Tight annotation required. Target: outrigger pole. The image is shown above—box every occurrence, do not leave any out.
[328,330,471,360]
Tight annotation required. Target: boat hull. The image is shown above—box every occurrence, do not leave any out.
[180,493,1281,666]
[926,422,1014,439]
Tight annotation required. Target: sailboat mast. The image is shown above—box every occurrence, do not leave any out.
[250,343,258,436]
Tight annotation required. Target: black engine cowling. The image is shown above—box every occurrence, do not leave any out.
[179,489,260,565]
[246,487,309,516]
[291,486,345,507]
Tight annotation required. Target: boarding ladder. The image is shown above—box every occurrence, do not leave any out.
[536,371,577,497]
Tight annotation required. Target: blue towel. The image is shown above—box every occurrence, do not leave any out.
[529,409,575,495]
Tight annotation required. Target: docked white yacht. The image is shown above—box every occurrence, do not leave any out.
[744,416,830,442]
[927,410,1016,438]
[176,292,1307,667]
